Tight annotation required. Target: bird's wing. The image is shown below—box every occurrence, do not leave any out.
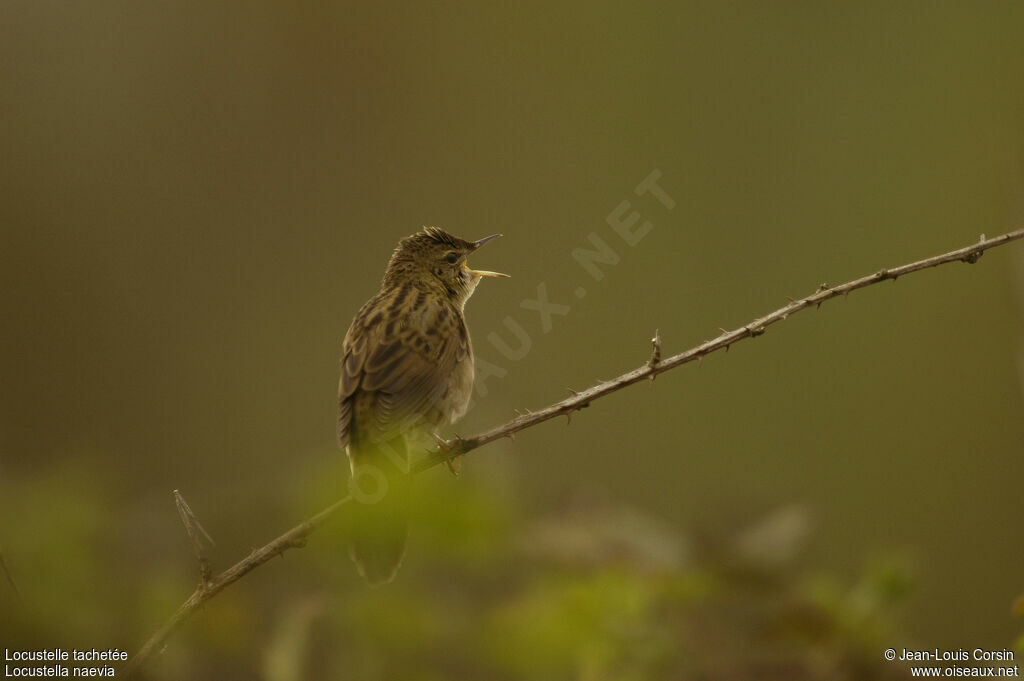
[338,293,468,449]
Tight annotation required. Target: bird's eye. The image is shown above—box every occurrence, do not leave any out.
[445,252,458,264]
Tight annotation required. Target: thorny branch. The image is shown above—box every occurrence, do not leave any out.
[126,228,1024,677]
[416,229,1024,470]
[125,495,351,678]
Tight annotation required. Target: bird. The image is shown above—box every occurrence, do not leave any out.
[337,226,508,584]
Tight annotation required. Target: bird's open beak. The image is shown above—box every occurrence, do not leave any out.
[473,234,503,248]
[471,269,510,278]
[468,234,509,278]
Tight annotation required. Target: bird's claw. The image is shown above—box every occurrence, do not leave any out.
[431,433,463,477]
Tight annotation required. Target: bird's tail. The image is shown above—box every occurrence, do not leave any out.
[346,436,410,585]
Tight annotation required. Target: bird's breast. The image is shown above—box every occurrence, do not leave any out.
[442,350,475,424]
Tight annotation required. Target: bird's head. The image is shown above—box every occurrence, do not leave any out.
[386,226,508,304]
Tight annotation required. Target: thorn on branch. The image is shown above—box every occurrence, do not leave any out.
[647,329,662,377]
[817,282,831,292]
[174,490,215,584]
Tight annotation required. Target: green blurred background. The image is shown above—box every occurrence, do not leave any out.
[3,2,1023,679]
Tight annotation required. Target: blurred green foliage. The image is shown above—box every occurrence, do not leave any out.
[1,460,933,680]
[1,461,121,643]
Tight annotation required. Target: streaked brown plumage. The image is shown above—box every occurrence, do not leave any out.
[338,227,507,584]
